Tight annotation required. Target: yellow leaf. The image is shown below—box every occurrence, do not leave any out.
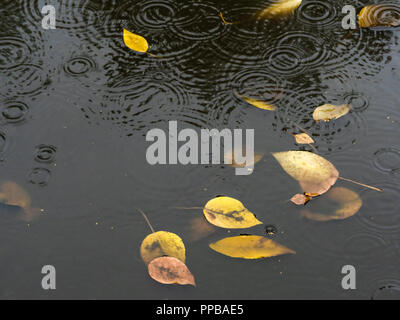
[148,256,196,286]
[272,151,339,194]
[301,187,362,221]
[259,0,302,19]
[123,28,149,53]
[235,92,276,111]
[293,133,314,144]
[140,231,186,265]
[313,104,350,122]
[203,196,262,229]
[209,235,295,259]
[359,4,400,28]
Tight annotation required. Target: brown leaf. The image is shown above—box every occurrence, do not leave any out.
[290,193,310,205]
[147,256,196,286]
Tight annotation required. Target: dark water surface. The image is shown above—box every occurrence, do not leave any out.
[1,0,400,299]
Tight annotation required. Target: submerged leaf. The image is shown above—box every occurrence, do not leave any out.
[209,235,295,259]
[235,92,276,111]
[359,4,400,28]
[123,28,149,53]
[259,0,302,19]
[224,149,263,168]
[313,104,350,122]
[294,133,314,144]
[188,216,217,242]
[140,231,186,265]
[272,151,339,195]
[203,196,262,229]
[147,256,196,286]
[301,187,362,221]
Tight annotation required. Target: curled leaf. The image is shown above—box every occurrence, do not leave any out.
[293,133,314,144]
[272,151,339,195]
[123,28,149,53]
[313,104,350,122]
[359,4,400,28]
[140,231,186,265]
[259,0,302,19]
[147,256,196,286]
[203,196,262,229]
[235,92,276,111]
[209,235,295,259]
[301,187,362,221]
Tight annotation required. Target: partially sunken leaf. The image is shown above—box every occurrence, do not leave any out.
[272,151,339,195]
[203,196,262,229]
[235,92,276,111]
[123,28,149,53]
[301,187,362,221]
[224,149,263,168]
[259,0,302,19]
[313,104,350,122]
[148,256,195,286]
[188,216,216,242]
[359,4,400,28]
[290,193,311,205]
[294,133,314,144]
[209,235,295,259]
[140,231,186,265]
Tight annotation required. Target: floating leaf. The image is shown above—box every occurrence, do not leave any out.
[290,193,311,205]
[272,151,339,195]
[209,235,295,259]
[140,231,185,265]
[147,256,195,286]
[224,149,263,168]
[123,28,149,53]
[313,104,350,122]
[301,187,362,221]
[203,196,262,229]
[294,133,314,144]
[235,92,276,111]
[259,0,302,19]
[359,4,400,28]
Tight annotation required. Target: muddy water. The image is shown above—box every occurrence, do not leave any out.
[0,0,400,299]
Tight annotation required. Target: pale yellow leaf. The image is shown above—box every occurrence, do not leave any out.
[359,4,400,28]
[209,235,295,259]
[203,196,262,229]
[235,92,276,111]
[294,133,314,144]
[313,104,350,122]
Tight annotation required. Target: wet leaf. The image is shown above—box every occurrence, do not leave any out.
[301,187,362,221]
[313,104,350,122]
[203,196,262,229]
[294,133,314,144]
[209,235,295,259]
[290,193,311,205]
[359,4,400,28]
[140,231,186,265]
[272,151,339,195]
[147,256,196,286]
[224,149,263,168]
[259,0,302,19]
[0,181,40,221]
[123,28,149,53]
[235,92,276,111]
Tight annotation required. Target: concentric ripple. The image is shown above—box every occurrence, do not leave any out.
[35,144,57,163]
[373,148,400,174]
[64,56,96,76]
[1,101,29,123]
[263,45,306,76]
[296,0,339,29]
[0,37,31,70]
[28,167,51,186]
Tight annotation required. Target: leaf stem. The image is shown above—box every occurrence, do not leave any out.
[137,208,155,233]
[338,177,383,192]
